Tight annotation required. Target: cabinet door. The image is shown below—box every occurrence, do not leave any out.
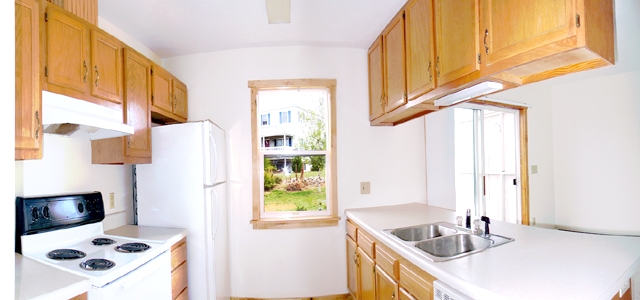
[481,0,576,69]
[91,29,122,104]
[434,0,479,86]
[123,48,152,160]
[45,5,89,94]
[383,12,406,113]
[172,78,188,120]
[358,247,375,300]
[368,36,384,121]
[151,64,173,114]
[346,236,359,300]
[375,265,398,300]
[405,0,435,100]
[15,0,41,160]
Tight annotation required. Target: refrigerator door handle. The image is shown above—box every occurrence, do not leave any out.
[212,188,219,240]
[207,127,218,186]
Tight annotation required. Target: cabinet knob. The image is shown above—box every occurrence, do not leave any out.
[390,291,395,300]
[436,56,441,77]
[428,61,433,82]
[83,61,87,83]
[94,66,99,87]
[35,110,40,140]
[484,29,489,54]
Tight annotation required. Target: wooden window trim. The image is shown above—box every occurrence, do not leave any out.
[249,79,339,230]
[467,99,530,225]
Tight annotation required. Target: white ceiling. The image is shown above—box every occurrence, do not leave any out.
[98,0,407,58]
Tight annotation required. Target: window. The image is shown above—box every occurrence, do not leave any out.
[261,114,270,126]
[249,79,338,229]
[454,101,530,225]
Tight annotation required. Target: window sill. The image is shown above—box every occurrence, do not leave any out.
[250,216,341,230]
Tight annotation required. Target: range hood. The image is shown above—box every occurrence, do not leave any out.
[42,91,134,140]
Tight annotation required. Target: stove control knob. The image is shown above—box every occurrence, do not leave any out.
[31,207,39,221]
[42,206,51,219]
[77,202,85,214]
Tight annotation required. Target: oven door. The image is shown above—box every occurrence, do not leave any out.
[91,250,171,300]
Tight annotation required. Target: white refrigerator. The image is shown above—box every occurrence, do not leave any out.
[136,120,230,300]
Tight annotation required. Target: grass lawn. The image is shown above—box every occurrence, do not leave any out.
[264,187,327,211]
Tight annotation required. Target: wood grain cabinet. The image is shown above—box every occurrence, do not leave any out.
[91,47,152,164]
[43,2,123,110]
[368,36,384,121]
[382,11,407,116]
[15,0,42,160]
[151,63,188,124]
[480,0,614,85]
[171,238,188,300]
[347,219,436,300]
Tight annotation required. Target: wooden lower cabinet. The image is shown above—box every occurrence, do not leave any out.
[375,265,399,300]
[170,238,188,300]
[347,220,435,300]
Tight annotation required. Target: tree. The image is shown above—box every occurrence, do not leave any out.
[296,96,327,172]
[291,156,304,180]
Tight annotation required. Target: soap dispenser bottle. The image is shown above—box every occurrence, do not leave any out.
[465,209,471,229]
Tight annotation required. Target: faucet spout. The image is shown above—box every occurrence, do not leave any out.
[480,216,491,236]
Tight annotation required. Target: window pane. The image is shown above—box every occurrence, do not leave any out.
[258,89,328,152]
[263,154,327,212]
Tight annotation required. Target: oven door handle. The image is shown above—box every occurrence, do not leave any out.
[119,251,168,290]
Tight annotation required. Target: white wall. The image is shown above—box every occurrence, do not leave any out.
[15,134,133,229]
[2,0,15,296]
[163,46,427,297]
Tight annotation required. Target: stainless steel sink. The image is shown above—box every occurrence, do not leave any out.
[387,222,457,242]
[382,221,514,262]
[415,233,491,258]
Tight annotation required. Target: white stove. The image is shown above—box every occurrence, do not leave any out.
[16,192,172,299]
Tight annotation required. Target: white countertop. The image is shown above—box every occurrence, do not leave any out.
[105,225,188,246]
[345,203,640,300]
[15,254,91,300]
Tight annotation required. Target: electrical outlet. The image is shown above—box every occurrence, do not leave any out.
[532,217,536,226]
[360,182,371,194]
[109,192,115,209]
[531,165,538,174]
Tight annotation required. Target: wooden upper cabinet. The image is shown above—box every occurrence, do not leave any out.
[434,0,480,87]
[405,0,435,101]
[151,64,173,114]
[150,63,188,124]
[368,36,384,121]
[90,30,122,104]
[44,2,123,110]
[123,48,152,161]
[172,78,188,120]
[91,47,151,164]
[15,0,42,160]
[382,11,407,114]
[45,5,89,95]
[481,0,614,84]
[375,265,399,300]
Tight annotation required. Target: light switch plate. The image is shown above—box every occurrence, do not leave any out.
[360,182,370,194]
[109,192,115,209]
[531,165,538,174]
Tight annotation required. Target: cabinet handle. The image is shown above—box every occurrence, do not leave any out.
[428,61,432,82]
[174,95,177,110]
[94,66,99,87]
[83,61,87,83]
[35,110,40,140]
[436,56,440,77]
[354,252,359,267]
[484,29,489,54]
[391,291,395,300]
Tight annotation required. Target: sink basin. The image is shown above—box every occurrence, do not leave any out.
[415,234,492,259]
[386,222,457,242]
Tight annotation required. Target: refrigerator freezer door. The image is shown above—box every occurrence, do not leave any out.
[205,121,227,186]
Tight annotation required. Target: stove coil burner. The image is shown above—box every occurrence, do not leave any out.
[92,238,116,245]
[46,249,86,260]
[79,259,116,271]
[115,242,151,253]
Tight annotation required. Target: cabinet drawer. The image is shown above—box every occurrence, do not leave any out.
[399,261,435,300]
[346,220,358,241]
[170,238,187,271]
[171,262,188,299]
[399,287,417,300]
[375,244,399,280]
[357,228,375,259]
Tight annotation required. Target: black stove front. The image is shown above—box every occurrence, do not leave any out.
[15,191,106,254]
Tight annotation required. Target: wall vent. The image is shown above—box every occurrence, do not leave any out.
[434,280,472,300]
